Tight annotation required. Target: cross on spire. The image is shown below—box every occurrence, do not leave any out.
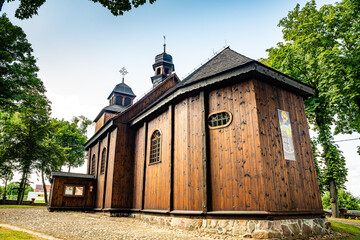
[119,67,128,83]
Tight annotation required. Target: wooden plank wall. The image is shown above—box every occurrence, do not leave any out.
[208,80,264,211]
[132,125,145,209]
[254,79,322,212]
[104,129,117,208]
[50,177,95,208]
[95,136,109,208]
[173,95,203,211]
[111,123,135,208]
[143,110,171,210]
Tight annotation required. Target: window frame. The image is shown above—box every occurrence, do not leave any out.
[63,185,85,197]
[91,154,96,176]
[100,148,106,175]
[149,129,162,165]
[207,110,233,130]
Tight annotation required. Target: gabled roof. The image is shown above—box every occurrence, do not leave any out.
[107,82,136,99]
[182,47,254,85]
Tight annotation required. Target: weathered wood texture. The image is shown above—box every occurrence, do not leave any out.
[143,110,171,210]
[253,79,322,212]
[95,112,117,132]
[110,123,135,208]
[104,129,117,208]
[208,80,264,211]
[49,177,95,209]
[95,136,109,208]
[132,125,145,209]
[173,95,203,211]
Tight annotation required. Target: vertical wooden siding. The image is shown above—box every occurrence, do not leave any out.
[173,95,203,211]
[208,80,264,211]
[104,129,117,208]
[111,123,135,208]
[95,136,108,208]
[132,125,145,209]
[254,79,322,211]
[143,110,170,210]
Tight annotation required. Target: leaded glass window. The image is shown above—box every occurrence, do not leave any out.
[149,130,161,164]
[208,111,232,129]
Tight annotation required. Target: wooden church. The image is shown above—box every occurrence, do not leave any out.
[49,46,323,219]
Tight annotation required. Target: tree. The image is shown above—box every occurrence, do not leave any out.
[0,162,13,200]
[54,116,92,173]
[0,14,46,113]
[322,189,360,210]
[0,0,156,19]
[259,0,359,218]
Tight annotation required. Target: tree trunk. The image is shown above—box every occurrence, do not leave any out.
[17,171,26,204]
[68,165,71,173]
[3,179,7,200]
[0,0,5,12]
[41,170,48,205]
[329,178,339,218]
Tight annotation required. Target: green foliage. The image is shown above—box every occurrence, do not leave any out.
[1,0,157,19]
[260,0,352,191]
[0,14,46,113]
[0,226,43,239]
[53,116,92,172]
[322,189,360,210]
[330,221,360,238]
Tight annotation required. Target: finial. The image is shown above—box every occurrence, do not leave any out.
[119,67,128,83]
[163,35,166,53]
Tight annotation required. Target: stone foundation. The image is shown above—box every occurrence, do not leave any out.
[127,213,328,239]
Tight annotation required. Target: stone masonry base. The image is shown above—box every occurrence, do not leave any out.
[125,213,328,239]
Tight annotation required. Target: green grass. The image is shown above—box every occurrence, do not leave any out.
[330,221,360,240]
[0,205,45,208]
[0,226,44,239]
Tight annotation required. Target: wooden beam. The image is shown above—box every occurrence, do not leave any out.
[102,132,111,209]
[87,147,92,175]
[140,122,148,210]
[200,91,210,213]
[168,105,174,212]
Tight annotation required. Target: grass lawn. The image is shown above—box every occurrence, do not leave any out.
[0,226,44,240]
[330,221,360,240]
[0,205,45,208]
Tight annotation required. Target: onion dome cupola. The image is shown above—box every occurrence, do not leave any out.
[151,41,175,87]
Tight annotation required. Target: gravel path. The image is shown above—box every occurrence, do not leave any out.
[0,207,355,240]
[0,207,213,240]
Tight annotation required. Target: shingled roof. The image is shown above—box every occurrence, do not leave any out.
[181,47,254,86]
[107,82,136,99]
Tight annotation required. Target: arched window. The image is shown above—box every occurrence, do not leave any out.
[91,154,96,175]
[100,148,106,175]
[156,68,161,75]
[149,130,161,164]
[164,67,169,75]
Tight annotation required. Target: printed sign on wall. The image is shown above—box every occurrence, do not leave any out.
[278,109,296,161]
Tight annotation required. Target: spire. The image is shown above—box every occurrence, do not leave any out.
[163,35,166,53]
[119,67,128,84]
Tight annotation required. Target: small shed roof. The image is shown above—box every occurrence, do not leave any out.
[51,171,95,179]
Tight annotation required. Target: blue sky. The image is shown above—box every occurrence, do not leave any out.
[2,0,359,197]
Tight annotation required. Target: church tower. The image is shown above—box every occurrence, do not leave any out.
[151,42,175,87]
[94,68,136,132]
